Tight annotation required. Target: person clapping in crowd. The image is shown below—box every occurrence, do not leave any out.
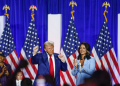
[0,52,11,86]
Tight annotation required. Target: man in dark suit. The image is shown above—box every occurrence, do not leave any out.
[31,41,67,86]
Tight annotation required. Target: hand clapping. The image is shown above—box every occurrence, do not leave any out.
[73,59,78,69]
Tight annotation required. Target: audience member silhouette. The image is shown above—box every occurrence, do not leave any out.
[84,70,111,86]
[21,78,32,86]
[7,60,28,86]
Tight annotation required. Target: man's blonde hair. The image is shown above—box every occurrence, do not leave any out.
[44,41,54,48]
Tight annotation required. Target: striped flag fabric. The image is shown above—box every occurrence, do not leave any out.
[19,19,41,79]
[0,16,19,74]
[60,17,80,86]
[91,18,120,85]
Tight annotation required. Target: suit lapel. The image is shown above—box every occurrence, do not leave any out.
[43,52,50,72]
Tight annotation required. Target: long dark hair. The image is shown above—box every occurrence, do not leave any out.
[77,42,91,60]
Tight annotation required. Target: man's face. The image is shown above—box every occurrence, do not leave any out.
[44,45,54,55]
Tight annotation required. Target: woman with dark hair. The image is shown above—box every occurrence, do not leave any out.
[71,42,95,86]
[0,52,11,86]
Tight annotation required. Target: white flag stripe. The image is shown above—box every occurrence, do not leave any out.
[101,58,116,85]
[101,56,108,71]
[61,49,76,80]
[35,64,38,70]
[21,49,28,60]
[75,51,79,58]
[11,51,19,63]
[21,68,30,78]
[62,71,72,86]
[6,55,16,71]
[92,47,101,69]
[60,52,73,85]
[26,64,36,79]
[60,76,64,86]
[93,47,120,84]
[20,49,37,79]
[21,49,37,78]
[106,50,120,83]
[101,56,114,77]
[60,48,76,85]
[111,48,118,61]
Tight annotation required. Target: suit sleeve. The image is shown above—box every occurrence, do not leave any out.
[60,60,67,71]
[81,57,95,75]
[71,66,80,76]
[31,53,42,64]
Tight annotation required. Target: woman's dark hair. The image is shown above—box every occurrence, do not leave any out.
[77,42,91,60]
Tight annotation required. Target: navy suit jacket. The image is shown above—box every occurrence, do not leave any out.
[31,52,67,86]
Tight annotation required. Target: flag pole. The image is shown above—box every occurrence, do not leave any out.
[3,5,10,19]
[102,1,110,22]
[29,5,37,21]
[69,1,77,21]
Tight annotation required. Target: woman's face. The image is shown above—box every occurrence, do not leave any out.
[0,56,5,63]
[16,72,23,80]
[80,44,87,56]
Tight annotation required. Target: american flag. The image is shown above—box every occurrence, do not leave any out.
[0,17,19,74]
[60,17,80,86]
[91,19,120,85]
[19,19,41,79]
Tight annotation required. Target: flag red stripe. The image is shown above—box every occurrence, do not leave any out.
[66,69,75,86]
[100,59,106,71]
[109,49,120,74]
[72,53,77,59]
[14,50,19,58]
[24,66,34,79]
[4,56,14,74]
[60,71,67,84]
[95,61,100,70]
[9,53,18,68]
[60,52,77,86]
[28,58,37,74]
[91,52,100,70]
[4,58,8,64]
[67,58,73,69]
[104,53,119,84]
[20,53,34,79]
[91,53,94,57]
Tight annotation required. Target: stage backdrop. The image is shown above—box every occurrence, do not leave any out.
[0,0,120,62]
[0,0,120,85]
[0,16,5,38]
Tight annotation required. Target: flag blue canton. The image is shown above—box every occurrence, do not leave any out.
[23,19,41,59]
[0,18,15,57]
[94,19,113,59]
[63,17,80,58]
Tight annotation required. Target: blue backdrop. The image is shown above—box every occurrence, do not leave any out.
[0,0,120,58]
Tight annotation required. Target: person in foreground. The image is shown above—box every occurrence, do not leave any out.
[71,42,95,86]
[13,70,23,86]
[84,70,111,86]
[31,41,67,86]
[0,52,11,86]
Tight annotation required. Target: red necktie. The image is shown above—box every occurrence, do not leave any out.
[49,55,54,80]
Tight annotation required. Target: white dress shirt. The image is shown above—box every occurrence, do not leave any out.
[16,80,22,86]
[46,52,55,78]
